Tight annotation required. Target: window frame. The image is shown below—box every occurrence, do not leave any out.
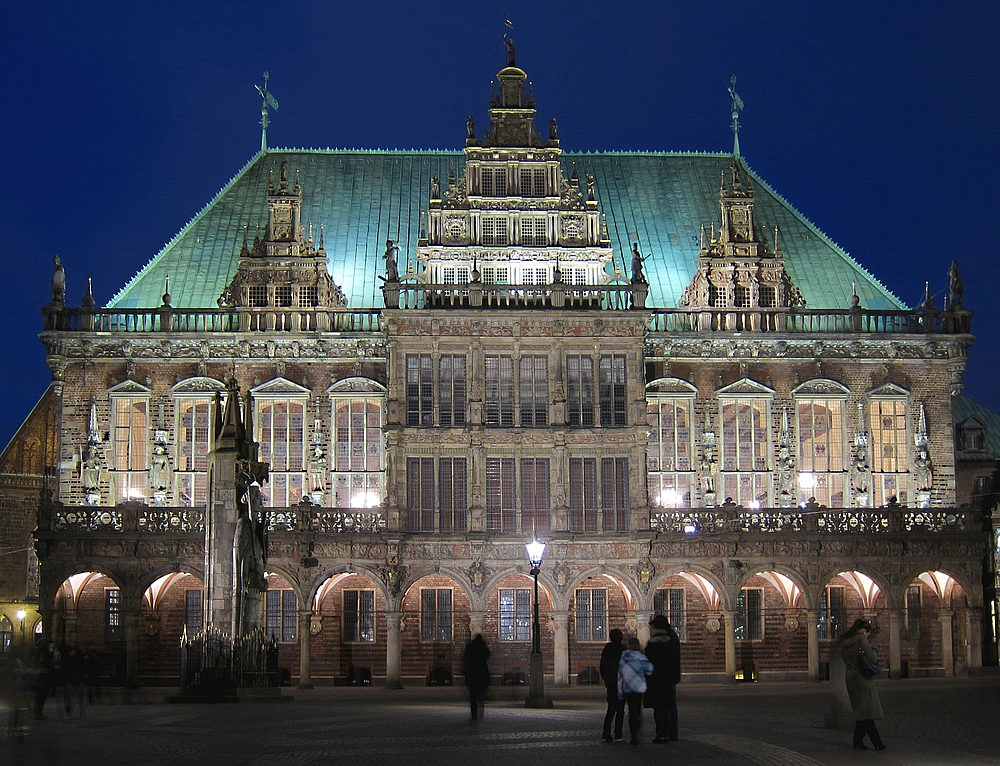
[646,394,695,507]
[343,589,376,643]
[735,587,764,641]
[110,391,150,503]
[420,588,453,642]
[498,588,532,642]
[255,394,308,507]
[574,588,608,642]
[653,588,686,641]
[330,390,386,510]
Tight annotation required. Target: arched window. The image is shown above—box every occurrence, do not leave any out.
[0,615,13,653]
[793,380,849,508]
[329,379,386,509]
[646,380,697,507]
[717,379,774,506]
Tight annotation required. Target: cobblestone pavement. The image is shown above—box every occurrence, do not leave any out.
[2,677,998,766]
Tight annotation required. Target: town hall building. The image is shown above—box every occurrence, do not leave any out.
[0,47,994,688]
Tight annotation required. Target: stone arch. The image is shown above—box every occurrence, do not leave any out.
[399,571,473,684]
[817,566,894,611]
[308,568,387,684]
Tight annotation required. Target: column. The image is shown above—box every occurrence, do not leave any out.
[723,610,737,680]
[297,610,313,689]
[468,610,486,640]
[385,610,403,689]
[552,611,569,685]
[636,611,652,646]
[939,610,955,676]
[966,607,983,672]
[887,609,902,679]
[125,613,139,687]
[805,609,820,680]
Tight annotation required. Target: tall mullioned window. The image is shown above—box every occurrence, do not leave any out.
[421,588,453,642]
[520,457,550,533]
[256,397,307,506]
[499,588,531,642]
[344,589,375,642]
[519,166,546,197]
[106,588,122,642]
[331,394,384,509]
[175,395,214,507]
[439,355,467,427]
[406,354,433,426]
[481,166,508,196]
[486,457,516,533]
[266,589,297,642]
[110,393,149,503]
[818,585,845,639]
[599,355,627,427]
[869,398,909,505]
[439,457,468,533]
[482,216,508,245]
[647,396,695,507]
[796,398,846,506]
[653,588,686,641]
[575,588,607,642]
[485,355,515,427]
[567,355,595,427]
[735,587,763,640]
[720,396,771,506]
[406,457,435,532]
[519,356,549,427]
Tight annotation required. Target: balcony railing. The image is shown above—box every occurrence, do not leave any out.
[42,501,979,536]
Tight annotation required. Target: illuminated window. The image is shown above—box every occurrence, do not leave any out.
[868,397,909,506]
[481,265,508,285]
[266,590,297,642]
[256,396,307,506]
[735,587,763,640]
[719,395,771,506]
[647,395,695,507]
[297,285,318,307]
[175,393,214,507]
[796,397,847,507]
[653,588,686,640]
[248,284,267,307]
[499,588,531,642]
[331,390,385,510]
[421,589,452,642]
[110,389,149,503]
[344,589,375,642]
[575,588,607,642]
[406,354,433,426]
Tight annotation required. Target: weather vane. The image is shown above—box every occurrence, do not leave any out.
[256,71,280,153]
[729,75,744,159]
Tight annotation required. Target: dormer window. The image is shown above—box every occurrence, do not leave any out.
[482,216,509,246]
[519,167,546,197]
[298,286,318,307]
[248,285,267,307]
[962,425,986,452]
[274,285,292,307]
[481,167,508,196]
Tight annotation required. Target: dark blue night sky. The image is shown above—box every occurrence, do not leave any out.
[2,1,997,446]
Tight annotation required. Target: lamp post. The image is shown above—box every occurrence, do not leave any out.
[525,536,552,708]
[15,609,26,634]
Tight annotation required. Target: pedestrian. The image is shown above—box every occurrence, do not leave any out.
[599,627,625,742]
[462,633,491,721]
[28,637,54,720]
[617,637,653,745]
[644,614,681,743]
[62,644,85,717]
[838,618,886,751]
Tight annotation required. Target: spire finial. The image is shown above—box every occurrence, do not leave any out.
[255,71,279,153]
[729,75,744,158]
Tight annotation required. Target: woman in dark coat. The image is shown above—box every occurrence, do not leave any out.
[462,634,491,721]
[643,615,681,743]
[838,618,885,750]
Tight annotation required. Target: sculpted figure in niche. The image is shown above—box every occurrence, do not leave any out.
[700,444,718,495]
[913,444,933,491]
[150,443,170,491]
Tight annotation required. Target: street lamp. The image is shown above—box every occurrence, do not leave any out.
[15,609,26,634]
[525,536,552,708]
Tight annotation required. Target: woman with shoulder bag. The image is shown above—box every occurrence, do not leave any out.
[838,618,885,751]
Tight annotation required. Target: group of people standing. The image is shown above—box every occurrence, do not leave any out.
[600,615,681,745]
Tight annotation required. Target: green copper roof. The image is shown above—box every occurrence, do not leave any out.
[953,394,1000,460]
[109,149,905,312]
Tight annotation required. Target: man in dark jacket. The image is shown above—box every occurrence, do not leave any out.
[644,615,681,743]
[598,628,625,741]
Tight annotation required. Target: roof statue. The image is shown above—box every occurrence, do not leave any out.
[51,255,65,307]
[504,34,516,68]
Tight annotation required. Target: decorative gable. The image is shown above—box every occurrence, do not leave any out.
[250,377,311,397]
[867,382,910,398]
[107,380,152,396]
[792,378,850,397]
[716,377,775,397]
[646,377,698,396]
[327,377,388,395]
[171,377,227,395]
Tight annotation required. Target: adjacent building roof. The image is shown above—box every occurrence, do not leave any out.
[953,394,1000,461]
[109,148,905,312]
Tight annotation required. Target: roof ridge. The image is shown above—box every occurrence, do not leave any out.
[739,160,905,310]
[108,150,265,307]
